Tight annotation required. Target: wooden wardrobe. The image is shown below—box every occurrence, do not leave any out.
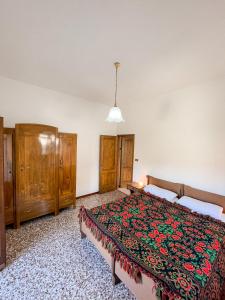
[13,124,77,227]
[4,128,15,226]
[58,133,77,209]
[0,117,6,270]
[15,124,59,227]
[99,134,135,193]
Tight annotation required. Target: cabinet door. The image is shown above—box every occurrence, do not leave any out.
[4,128,15,225]
[58,133,77,209]
[118,135,135,188]
[16,124,58,226]
[99,135,117,193]
[0,117,6,270]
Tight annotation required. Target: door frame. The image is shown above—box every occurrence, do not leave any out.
[117,134,135,188]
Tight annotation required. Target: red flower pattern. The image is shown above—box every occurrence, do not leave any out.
[84,192,225,300]
[184,263,195,271]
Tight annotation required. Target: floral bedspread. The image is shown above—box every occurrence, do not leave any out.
[79,192,225,299]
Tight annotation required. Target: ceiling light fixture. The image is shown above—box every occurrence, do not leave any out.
[106,62,124,123]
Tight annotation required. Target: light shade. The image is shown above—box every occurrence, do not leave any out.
[106,106,125,123]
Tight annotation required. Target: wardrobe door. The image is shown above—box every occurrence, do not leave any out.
[0,117,6,270]
[99,135,117,193]
[16,124,58,227]
[117,135,135,188]
[4,128,15,226]
[58,133,77,209]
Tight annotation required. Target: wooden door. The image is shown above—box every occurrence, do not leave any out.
[4,128,15,226]
[99,136,117,193]
[15,124,58,226]
[118,135,135,188]
[0,117,6,270]
[58,133,77,209]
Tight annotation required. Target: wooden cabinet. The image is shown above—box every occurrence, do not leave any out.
[0,117,6,270]
[99,135,118,193]
[3,128,15,226]
[127,182,144,194]
[58,133,77,209]
[15,124,58,227]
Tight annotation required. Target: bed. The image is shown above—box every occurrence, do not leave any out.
[79,177,225,300]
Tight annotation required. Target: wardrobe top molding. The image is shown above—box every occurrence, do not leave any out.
[13,123,77,135]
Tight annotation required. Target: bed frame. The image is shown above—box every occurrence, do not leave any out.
[183,185,225,213]
[80,176,183,300]
[147,175,183,198]
[80,177,225,300]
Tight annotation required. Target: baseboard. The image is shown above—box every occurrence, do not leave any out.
[76,191,99,199]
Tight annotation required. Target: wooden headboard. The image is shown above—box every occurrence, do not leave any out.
[146,175,183,198]
[183,185,225,213]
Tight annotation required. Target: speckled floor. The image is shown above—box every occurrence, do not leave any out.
[0,191,136,300]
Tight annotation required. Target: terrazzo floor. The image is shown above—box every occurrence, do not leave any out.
[0,191,136,300]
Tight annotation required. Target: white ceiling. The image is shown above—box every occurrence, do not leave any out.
[0,0,225,105]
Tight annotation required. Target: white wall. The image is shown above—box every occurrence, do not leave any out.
[118,76,225,195]
[1,75,225,197]
[0,76,117,196]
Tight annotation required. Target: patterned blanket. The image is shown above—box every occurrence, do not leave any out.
[79,192,225,299]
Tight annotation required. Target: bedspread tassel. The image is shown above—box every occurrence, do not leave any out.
[79,207,182,298]
[115,250,142,283]
[79,207,142,283]
[79,210,188,300]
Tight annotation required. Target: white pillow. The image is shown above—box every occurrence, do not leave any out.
[144,184,177,202]
[221,214,225,222]
[177,196,223,220]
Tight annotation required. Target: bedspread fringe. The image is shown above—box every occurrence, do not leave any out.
[79,206,182,300]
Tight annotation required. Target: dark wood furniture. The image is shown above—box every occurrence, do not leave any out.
[15,124,59,227]
[99,135,118,193]
[3,128,15,226]
[0,117,6,270]
[117,135,135,188]
[58,132,77,209]
[127,182,144,193]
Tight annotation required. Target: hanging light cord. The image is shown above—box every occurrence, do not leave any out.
[114,62,120,107]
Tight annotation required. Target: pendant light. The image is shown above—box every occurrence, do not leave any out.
[106,62,125,123]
